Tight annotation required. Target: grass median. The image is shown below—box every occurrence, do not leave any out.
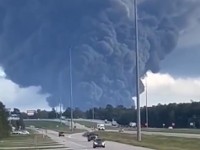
[0,130,66,149]
[24,120,85,133]
[74,120,97,128]
[126,128,200,134]
[95,131,200,150]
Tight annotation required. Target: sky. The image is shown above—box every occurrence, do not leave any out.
[0,66,50,111]
[161,17,200,77]
[140,20,200,107]
[1,39,200,111]
[1,63,200,111]
[0,0,200,111]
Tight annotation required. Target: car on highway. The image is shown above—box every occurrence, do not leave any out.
[93,138,105,148]
[85,132,98,137]
[129,122,136,128]
[82,131,90,137]
[88,134,98,142]
[97,123,105,130]
[58,131,65,137]
[11,130,30,135]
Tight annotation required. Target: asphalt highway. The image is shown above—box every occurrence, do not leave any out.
[36,129,153,150]
[26,119,200,139]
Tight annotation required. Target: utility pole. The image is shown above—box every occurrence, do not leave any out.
[92,105,95,121]
[134,0,141,141]
[69,47,74,132]
[92,83,95,121]
[145,78,148,128]
[92,105,95,129]
[59,99,62,125]
[91,81,96,129]
[55,107,58,119]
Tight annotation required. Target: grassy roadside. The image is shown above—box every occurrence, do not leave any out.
[74,120,120,130]
[95,131,200,150]
[75,120,200,135]
[125,128,200,134]
[74,120,97,128]
[0,130,65,149]
[24,120,85,133]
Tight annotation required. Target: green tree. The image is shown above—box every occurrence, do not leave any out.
[0,101,10,139]
[10,108,25,130]
[73,107,85,118]
[48,108,57,119]
[36,109,49,119]
[63,107,71,118]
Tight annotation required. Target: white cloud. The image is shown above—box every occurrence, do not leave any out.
[0,67,51,112]
[0,66,6,77]
[140,72,200,107]
[2,67,200,111]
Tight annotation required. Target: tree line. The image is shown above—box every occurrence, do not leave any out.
[0,101,26,139]
[0,101,10,139]
[22,101,200,128]
[10,108,25,130]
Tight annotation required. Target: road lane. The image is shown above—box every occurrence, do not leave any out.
[68,132,153,150]
[36,129,153,150]
[26,119,200,139]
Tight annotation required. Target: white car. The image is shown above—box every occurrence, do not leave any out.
[21,130,30,135]
[97,124,105,130]
[12,130,30,135]
[129,122,136,128]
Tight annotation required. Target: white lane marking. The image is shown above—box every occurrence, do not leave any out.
[68,140,87,148]
[67,133,88,149]
[68,133,83,139]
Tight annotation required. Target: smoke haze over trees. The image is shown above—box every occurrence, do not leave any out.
[0,0,199,109]
[25,101,200,128]
[84,102,200,128]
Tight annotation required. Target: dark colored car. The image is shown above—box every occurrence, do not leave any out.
[83,131,95,137]
[58,131,65,137]
[93,138,105,148]
[85,132,98,137]
[83,131,90,137]
[88,134,98,142]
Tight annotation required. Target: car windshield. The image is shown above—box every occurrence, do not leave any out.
[96,139,103,142]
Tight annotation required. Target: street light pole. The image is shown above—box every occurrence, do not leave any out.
[91,83,95,129]
[145,78,148,128]
[134,0,141,141]
[69,47,74,132]
[92,105,95,129]
[92,104,95,121]
[59,98,62,125]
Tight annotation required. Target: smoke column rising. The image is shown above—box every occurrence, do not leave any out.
[0,0,199,109]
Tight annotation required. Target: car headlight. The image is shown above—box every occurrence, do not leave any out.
[102,142,105,145]
[94,142,98,145]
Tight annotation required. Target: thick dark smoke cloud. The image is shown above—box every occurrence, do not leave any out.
[0,0,199,109]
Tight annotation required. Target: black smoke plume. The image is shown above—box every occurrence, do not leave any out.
[0,0,199,109]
